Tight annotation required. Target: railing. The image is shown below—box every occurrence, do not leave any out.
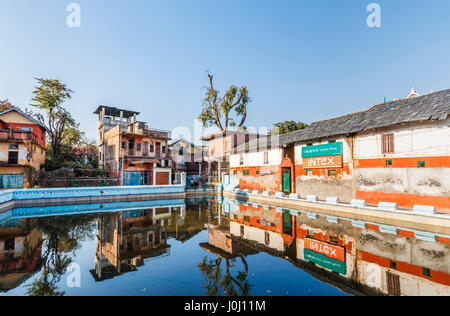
[0,184,186,204]
[0,129,38,142]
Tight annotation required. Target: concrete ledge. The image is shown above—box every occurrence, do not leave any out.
[351,199,367,208]
[274,192,284,198]
[413,205,436,216]
[262,191,271,197]
[221,190,450,235]
[379,224,397,234]
[326,215,339,223]
[252,190,261,195]
[289,193,300,200]
[378,202,399,212]
[326,197,340,205]
[414,230,436,242]
[307,195,319,202]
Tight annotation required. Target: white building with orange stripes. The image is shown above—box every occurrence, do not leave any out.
[229,88,450,212]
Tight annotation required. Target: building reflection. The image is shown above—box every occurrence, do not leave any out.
[0,218,43,292]
[216,198,450,296]
[92,198,215,281]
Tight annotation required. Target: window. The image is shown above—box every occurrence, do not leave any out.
[390,261,397,269]
[265,232,270,245]
[381,133,395,154]
[244,216,250,223]
[306,170,313,176]
[264,151,269,164]
[8,144,19,150]
[240,154,244,165]
[136,143,141,151]
[148,234,153,243]
[328,169,337,177]
[143,142,149,155]
[21,126,33,132]
[423,267,431,277]
[122,142,126,149]
[386,159,393,167]
[8,151,18,164]
[162,146,166,154]
[4,238,15,251]
[150,144,154,153]
[418,161,426,168]
[386,272,401,296]
[240,225,245,237]
[307,143,313,147]
[243,169,249,176]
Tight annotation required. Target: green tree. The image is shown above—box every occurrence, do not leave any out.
[31,78,77,160]
[198,72,250,132]
[270,120,308,135]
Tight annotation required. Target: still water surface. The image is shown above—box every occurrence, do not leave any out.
[0,197,448,296]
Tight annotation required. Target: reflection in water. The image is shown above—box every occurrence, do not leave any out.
[0,197,448,296]
[217,198,450,296]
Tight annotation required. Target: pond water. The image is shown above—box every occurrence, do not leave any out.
[0,197,448,296]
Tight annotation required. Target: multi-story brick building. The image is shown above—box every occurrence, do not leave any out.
[0,108,47,188]
[94,106,172,186]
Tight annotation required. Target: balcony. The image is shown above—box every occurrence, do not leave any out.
[125,150,167,159]
[0,129,38,143]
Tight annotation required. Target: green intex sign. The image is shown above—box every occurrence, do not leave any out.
[304,249,347,275]
[302,143,343,158]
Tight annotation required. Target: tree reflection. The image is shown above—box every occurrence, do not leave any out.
[198,255,250,296]
[26,215,96,296]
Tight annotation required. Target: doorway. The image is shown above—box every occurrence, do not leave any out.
[282,168,291,194]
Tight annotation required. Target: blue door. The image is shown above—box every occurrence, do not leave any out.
[0,174,24,189]
[123,171,141,186]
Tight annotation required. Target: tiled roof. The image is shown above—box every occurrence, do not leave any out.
[283,88,450,145]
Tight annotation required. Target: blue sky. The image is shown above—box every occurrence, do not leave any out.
[1,0,450,144]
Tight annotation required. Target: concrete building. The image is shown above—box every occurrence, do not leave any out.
[169,138,208,187]
[92,209,172,281]
[220,198,450,296]
[201,130,261,182]
[0,219,43,292]
[229,89,450,212]
[0,108,47,188]
[94,106,173,185]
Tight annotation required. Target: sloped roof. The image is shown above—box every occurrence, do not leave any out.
[0,107,48,131]
[283,88,450,145]
[234,88,450,153]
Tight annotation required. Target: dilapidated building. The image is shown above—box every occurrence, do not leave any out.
[95,106,173,185]
[0,108,47,188]
[229,89,450,212]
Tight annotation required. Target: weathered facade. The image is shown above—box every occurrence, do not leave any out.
[221,199,450,296]
[201,131,261,182]
[0,108,47,188]
[169,138,208,186]
[229,89,450,211]
[95,106,172,185]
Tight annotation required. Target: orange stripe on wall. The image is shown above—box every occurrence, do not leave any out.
[359,250,450,286]
[356,156,450,168]
[356,190,450,211]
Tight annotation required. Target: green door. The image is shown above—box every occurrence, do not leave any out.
[282,168,291,194]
